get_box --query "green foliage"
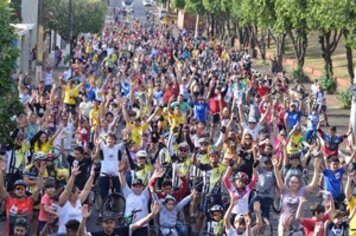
[184,0,205,14]
[291,67,310,82]
[171,0,185,9]
[319,70,337,94]
[337,89,352,109]
[9,0,22,23]
[0,1,24,143]
[44,0,106,42]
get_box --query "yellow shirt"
[167,113,186,130]
[89,107,102,129]
[136,164,153,184]
[34,141,52,154]
[348,198,356,234]
[287,133,304,154]
[63,85,79,105]
[15,144,30,168]
[127,122,148,146]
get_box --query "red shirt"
[302,213,329,236]
[6,195,34,236]
[209,93,225,114]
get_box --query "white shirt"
[43,71,53,86]
[232,189,250,215]
[63,69,72,81]
[100,143,120,176]
[79,101,93,118]
[54,123,74,150]
[57,199,82,234]
[242,123,261,141]
[226,227,247,236]
[122,185,150,224]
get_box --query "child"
[38,180,58,232]
[152,189,196,236]
[326,210,348,236]
[207,204,224,236]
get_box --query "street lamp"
[67,0,72,56]
[35,0,44,84]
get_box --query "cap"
[164,195,176,204]
[136,150,148,157]
[248,117,257,123]
[102,211,117,221]
[132,178,144,186]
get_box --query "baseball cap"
[132,178,144,186]
[102,211,117,221]
[248,117,257,123]
[137,150,148,157]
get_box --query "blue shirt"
[286,110,302,129]
[194,101,208,123]
[323,168,345,197]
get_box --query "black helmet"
[14,180,27,188]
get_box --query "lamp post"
[35,0,44,84]
[350,66,356,138]
[67,0,72,57]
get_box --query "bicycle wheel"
[101,192,126,214]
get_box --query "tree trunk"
[319,30,343,75]
[344,31,355,82]
[288,29,307,69]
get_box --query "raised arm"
[0,169,8,199]
[272,156,285,193]
[31,163,45,202]
[58,166,80,207]
[345,171,355,200]
[131,201,160,232]
[79,166,95,204]
[224,195,238,230]
[118,159,128,188]
[295,196,306,223]
[77,204,91,236]
[175,189,195,211]
[306,158,321,194]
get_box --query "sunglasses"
[16,186,25,191]
[212,213,221,217]
[179,149,188,152]
[244,137,252,140]
[138,156,146,159]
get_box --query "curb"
[265,52,351,90]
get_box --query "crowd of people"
[1,5,356,236]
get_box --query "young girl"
[151,189,196,236]
[38,180,58,232]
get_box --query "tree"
[44,0,106,42]
[307,0,351,76]
[275,0,309,71]
[0,1,24,143]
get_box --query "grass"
[266,32,350,79]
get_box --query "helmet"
[209,204,224,213]
[234,172,249,184]
[32,152,47,161]
[136,150,148,158]
[209,147,219,156]
[14,180,27,188]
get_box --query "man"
[0,164,44,236]
[60,144,93,190]
[284,102,302,132]
[78,203,160,236]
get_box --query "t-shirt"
[122,185,150,224]
[348,197,356,232]
[67,155,93,190]
[327,222,348,236]
[242,123,261,141]
[302,213,329,236]
[100,143,120,176]
[287,133,304,153]
[5,196,34,236]
[280,186,306,230]
[57,199,82,234]
[323,168,345,198]
[193,101,208,123]
[39,193,55,221]
[285,110,302,129]
[127,122,148,146]
[63,85,79,105]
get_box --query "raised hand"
[151,201,160,215]
[82,204,92,219]
[153,168,165,179]
[271,156,279,167]
[71,165,81,176]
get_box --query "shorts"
[314,104,327,112]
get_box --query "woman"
[272,156,321,235]
[57,165,95,234]
[30,129,62,154]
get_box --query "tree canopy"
[44,0,106,41]
[0,1,24,143]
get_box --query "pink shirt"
[39,194,54,221]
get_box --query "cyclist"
[305,107,320,143]
[152,189,196,235]
[78,202,160,236]
[118,160,151,236]
[0,164,44,236]
[318,126,351,158]
[206,204,225,236]
[224,195,253,236]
